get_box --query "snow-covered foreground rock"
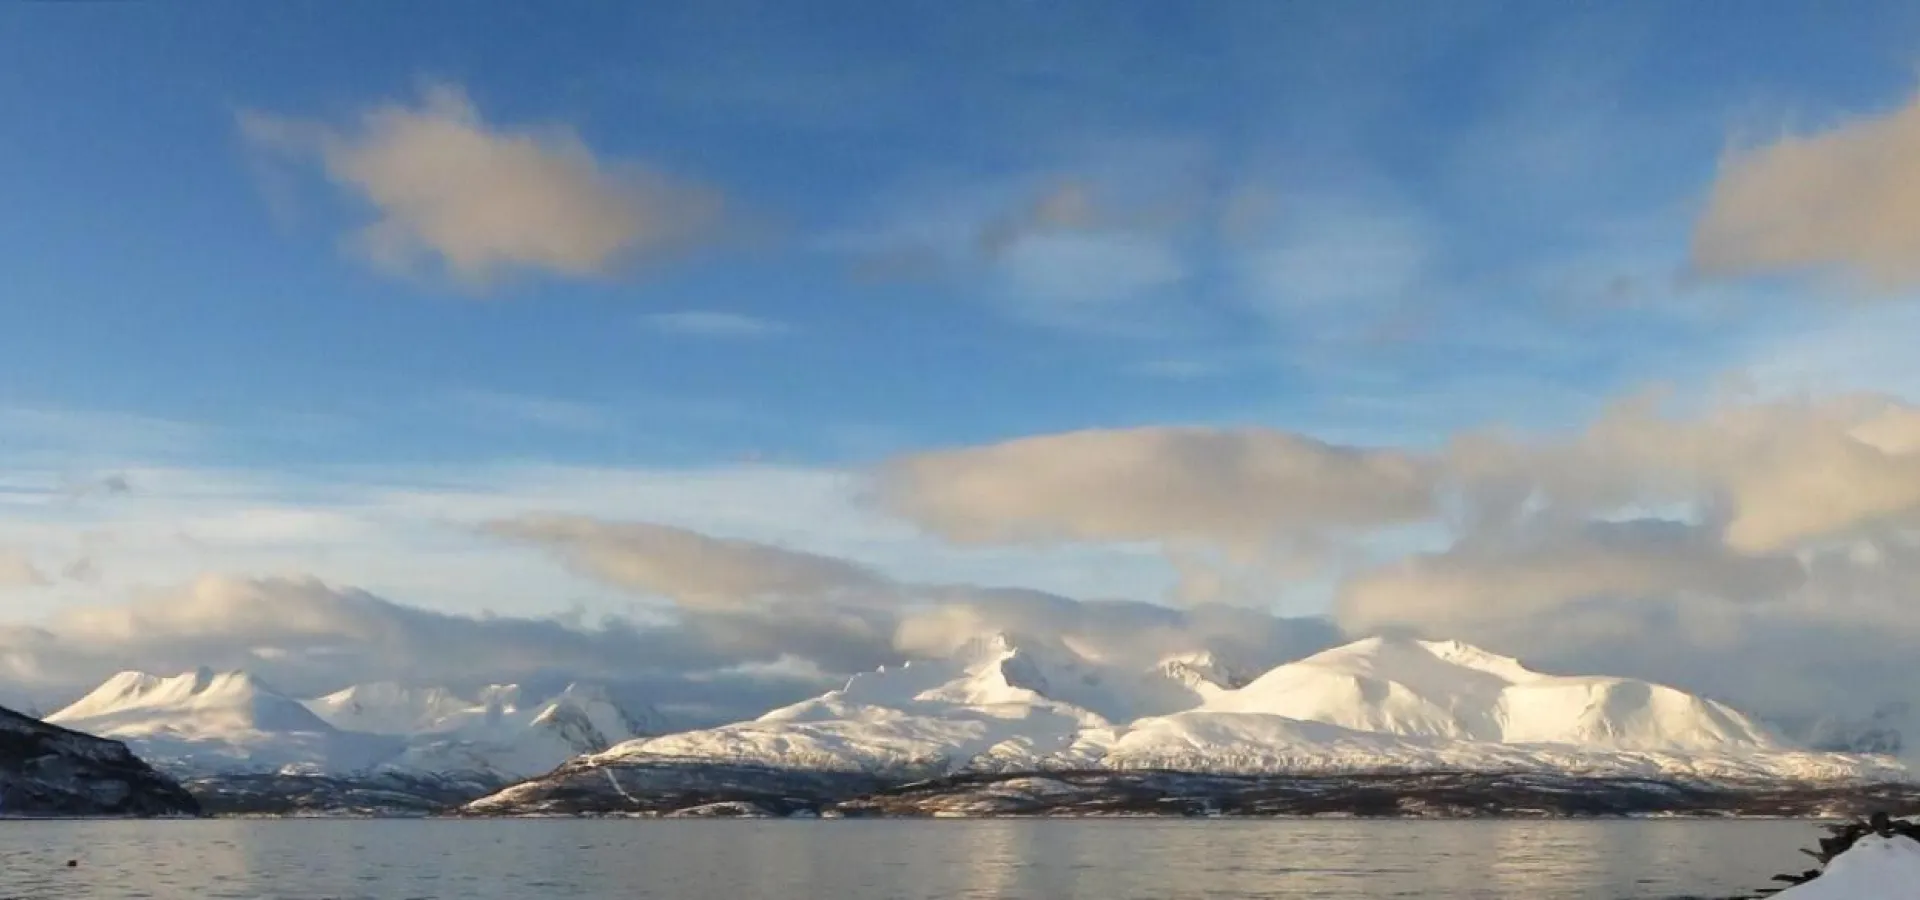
[0,704,200,817]
[1770,835,1920,898]
[45,669,660,813]
[469,635,1912,816]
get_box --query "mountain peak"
[49,667,334,738]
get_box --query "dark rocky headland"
[0,705,201,817]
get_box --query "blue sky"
[10,0,1918,471]
[11,2,1920,711]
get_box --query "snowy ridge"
[49,670,661,781]
[391,682,665,779]
[47,669,399,774]
[1201,636,1778,751]
[586,634,1905,784]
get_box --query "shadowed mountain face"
[0,706,200,817]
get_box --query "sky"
[9,1,1920,729]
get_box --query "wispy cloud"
[240,81,726,286]
[827,152,1212,335]
[0,552,47,590]
[443,389,612,432]
[638,310,790,339]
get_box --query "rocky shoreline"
[446,761,1920,819]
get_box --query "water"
[0,819,1819,899]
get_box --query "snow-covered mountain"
[304,682,484,736]
[47,669,400,774]
[567,634,1898,784]
[384,682,665,779]
[48,669,662,785]
[1183,636,1777,751]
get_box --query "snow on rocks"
[1749,815,1920,898]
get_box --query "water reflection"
[0,818,1821,899]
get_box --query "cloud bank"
[866,393,1920,726]
[14,390,1920,734]
[873,427,1434,554]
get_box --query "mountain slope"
[304,682,483,736]
[601,634,1130,776]
[47,669,400,774]
[1201,636,1778,751]
[0,705,201,816]
[388,682,664,779]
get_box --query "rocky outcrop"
[1739,814,1920,898]
[0,705,200,817]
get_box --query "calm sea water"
[0,818,1821,900]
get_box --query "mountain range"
[27,635,1918,816]
[468,634,1906,815]
[42,667,664,808]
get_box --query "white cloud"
[1694,91,1920,289]
[993,231,1187,329]
[638,311,789,338]
[0,553,47,590]
[1336,518,1803,636]
[240,82,724,285]
[872,426,1436,559]
[1241,198,1431,317]
[1451,392,1920,553]
[0,574,847,718]
[0,457,1180,625]
[484,514,887,608]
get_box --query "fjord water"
[1,818,1812,899]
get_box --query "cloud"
[638,311,789,338]
[7,575,685,687]
[1336,518,1803,636]
[976,181,1103,257]
[483,514,888,608]
[0,574,848,721]
[240,82,724,284]
[891,586,1341,675]
[1241,197,1432,317]
[830,165,1205,333]
[1693,91,1920,289]
[0,553,47,590]
[1451,393,1920,553]
[1330,522,1920,727]
[490,514,1340,684]
[0,518,1340,724]
[872,426,1436,557]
